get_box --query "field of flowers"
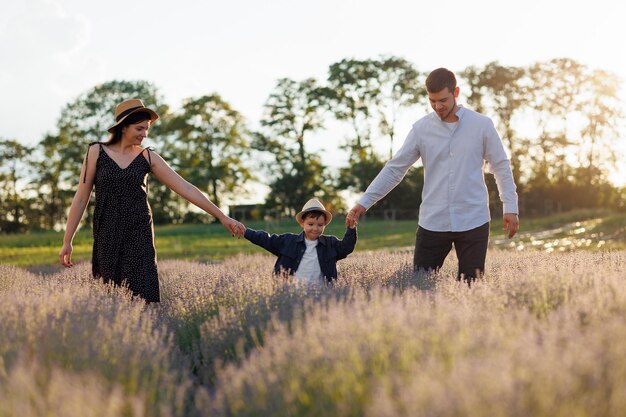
[1,248,625,416]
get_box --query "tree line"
[1,56,625,233]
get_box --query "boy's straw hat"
[107,99,159,133]
[296,199,332,226]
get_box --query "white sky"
[2,0,626,190]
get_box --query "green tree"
[577,68,623,184]
[526,59,623,192]
[524,58,587,184]
[327,58,380,154]
[31,134,73,229]
[57,81,168,146]
[41,80,178,226]
[509,58,624,214]
[373,56,425,159]
[327,58,384,193]
[0,139,32,232]
[54,80,169,184]
[366,166,424,219]
[169,94,253,212]
[461,62,527,183]
[327,56,424,193]
[256,78,340,216]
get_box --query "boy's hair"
[425,68,457,93]
[301,210,327,223]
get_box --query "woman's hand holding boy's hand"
[221,217,246,238]
[346,204,366,229]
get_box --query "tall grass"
[0,264,196,417]
[1,249,625,416]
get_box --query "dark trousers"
[413,222,490,282]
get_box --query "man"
[346,68,519,282]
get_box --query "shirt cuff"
[358,195,376,210]
[503,203,518,214]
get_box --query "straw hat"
[296,199,332,226]
[107,99,159,133]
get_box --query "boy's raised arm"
[334,226,357,259]
[244,227,284,256]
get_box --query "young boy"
[244,198,357,284]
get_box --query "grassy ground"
[1,209,625,269]
[0,218,419,269]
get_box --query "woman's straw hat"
[296,199,332,226]
[107,99,159,133]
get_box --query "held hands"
[346,204,366,229]
[222,216,246,238]
[59,242,73,267]
[346,206,519,238]
[503,213,519,239]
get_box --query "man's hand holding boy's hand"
[346,204,366,228]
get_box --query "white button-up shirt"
[358,106,518,232]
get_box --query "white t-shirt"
[295,238,323,283]
[443,120,458,133]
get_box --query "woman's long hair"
[106,111,152,145]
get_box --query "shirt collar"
[456,105,466,120]
[297,232,327,245]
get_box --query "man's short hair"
[425,68,457,93]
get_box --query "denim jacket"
[244,227,357,282]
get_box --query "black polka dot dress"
[90,143,159,302]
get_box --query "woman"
[59,99,245,302]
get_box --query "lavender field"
[1,249,625,416]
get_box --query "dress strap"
[141,147,155,172]
[83,142,103,183]
[142,147,155,195]
[144,147,153,169]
